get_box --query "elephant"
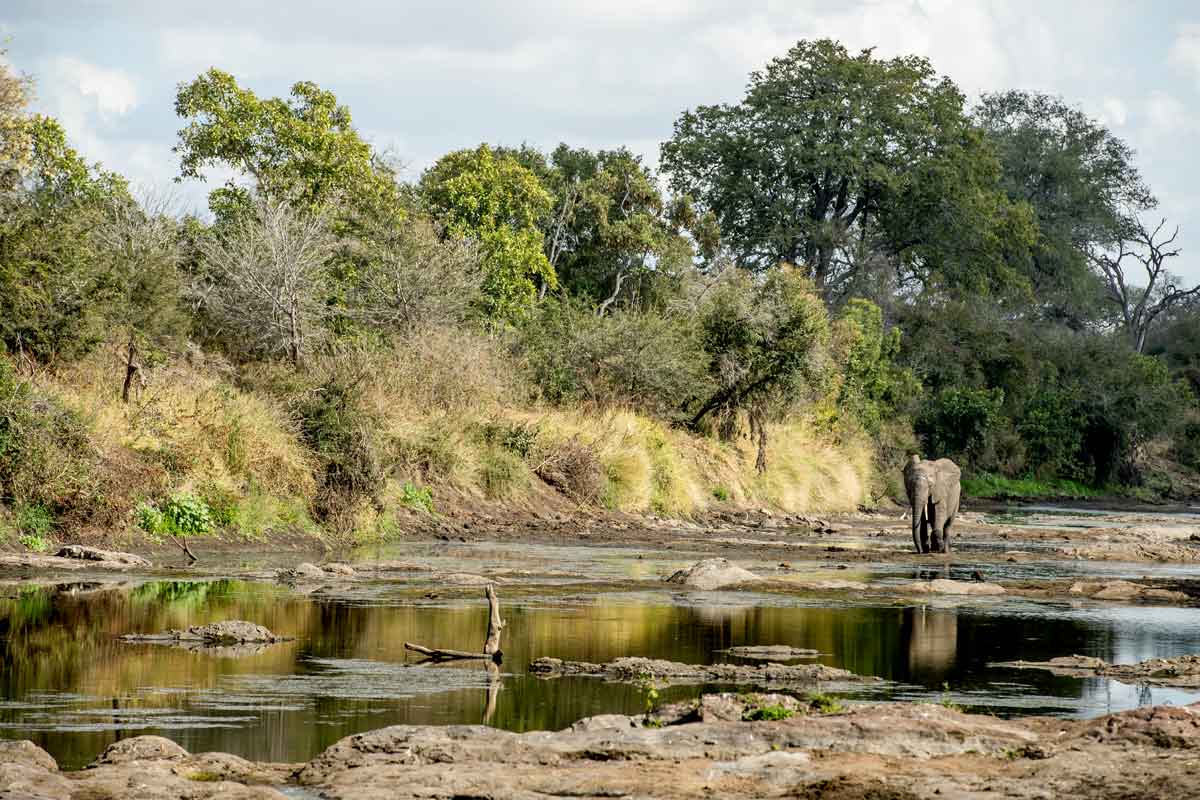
[903,455,961,554]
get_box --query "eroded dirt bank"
[4,697,1199,799]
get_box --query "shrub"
[916,387,1005,464]
[517,297,707,419]
[743,704,794,722]
[0,359,94,515]
[136,492,215,538]
[397,482,434,513]
[532,437,603,503]
[478,448,527,499]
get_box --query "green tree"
[421,144,557,321]
[832,299,919,434]
[173,68,403,228]
[692,267,830,471]
[661,39,1033,297]
[0,116,132,363]
[974,91,1156,323]
[499,144,715,310]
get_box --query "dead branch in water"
[404,584,505,663]
[168,534,197,562]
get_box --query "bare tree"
[344,217,481,331]
[93,188,185,402]
[197,198,335,366]
[1087,217,1199,353]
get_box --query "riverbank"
[4,696,1198,799]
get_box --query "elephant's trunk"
[911,481,929,553]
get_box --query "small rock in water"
[665,558,759,590]
[721,645,820,661]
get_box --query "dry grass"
[20,332,875,544]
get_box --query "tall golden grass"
[16,328,875,543]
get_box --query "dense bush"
[517,297,707,418]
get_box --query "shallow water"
[2,572,1199,770]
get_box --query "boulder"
[665,558,759,590]
[89,735,188,766]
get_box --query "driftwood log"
[405,584,505,663]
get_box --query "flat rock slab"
[665,558,759,590]
[992,653,1200,687]
[0,546,151,571]
[1069,579,1189,602]
[721,645,821,660]
[911,578,1006,596]
[121,621,291,651]
[529,656,873,687]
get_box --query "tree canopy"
[661,39,1034,298]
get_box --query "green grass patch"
[743,704,794,721]
[806,692,845,714]
[962,472,1105,501]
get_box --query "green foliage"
[743,704,794,721]
[807,693,845,714]
[916,387,1005,464]
[479,420,539,459]
[662,38,1033,296]
[833,299,920,434]
[421,144,556,321]
[136,492,216,538]
[397,482,434,514]
[711,485,730,502]
[962,473,1103,501]
[293,358,390,532]
[517,296,707,419]
[15,503,53,552]
[499,144,712,305]
[975,90,1155,321]
[635,675,661,713]
[692,268,829,434]
[174,68,403,228]
[0,359,93,514]
[0,116,136,363]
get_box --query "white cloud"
[46,56,138,117]
[1170,22,1200,89]
[1098,96,1128,128]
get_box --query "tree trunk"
[121,335,139,404]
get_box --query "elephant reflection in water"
[902,606,958,678]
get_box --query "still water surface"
[2,576,1199,769]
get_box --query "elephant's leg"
[930,503,947,553]
[920,506,932,553]
[941,513,955,554]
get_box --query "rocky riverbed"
[3,696,1199,799]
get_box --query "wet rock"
[529,656,872,687]
[90,735,188,766]
[992,653,1200,687]
[665,558,758,590]
[434,573,497,586]
[1069,580,1188,602]
[322,562,356,576]
[913,578,1006,596]
[721,645,820,660]
[0,741,70,799]
[0,740,57,771]
[697,692,804,722]
[569,714,638,732]
[55,545,151,567]
[121,620,289,649]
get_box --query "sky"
[5,0,1200,277]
